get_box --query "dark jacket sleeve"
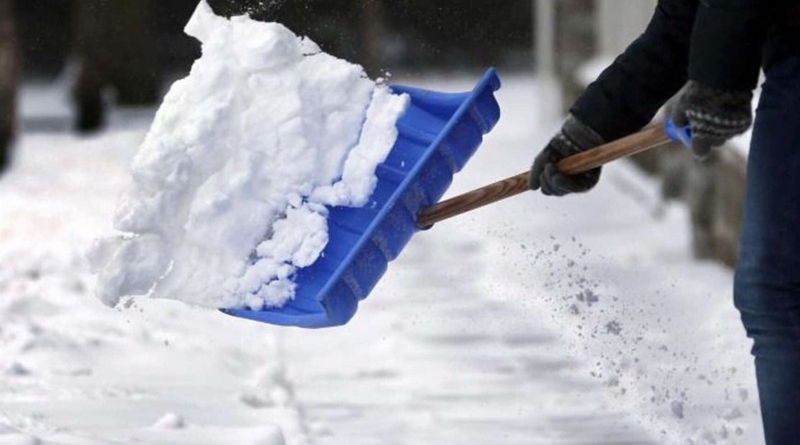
[689,0,768,90]
[570,0,699,142]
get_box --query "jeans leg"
[733,56,800,445]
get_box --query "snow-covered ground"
[0,74,762,445]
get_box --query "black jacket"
[571,0,799,142]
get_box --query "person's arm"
[570,0,698,143]
[530,0,698,196]
[669,0,767,158]
[688,0,767,91]
[531,0,769,196]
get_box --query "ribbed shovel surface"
[224,69,502,328]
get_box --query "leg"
[734,56,800,445]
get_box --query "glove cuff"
[561,115,605,153]
[684,81,753,106]
[678,81,754,140]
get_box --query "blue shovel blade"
[223,69,503,328]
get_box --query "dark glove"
[529,115,605,197]
[671,81,753,159]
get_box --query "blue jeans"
[734,55,800,445]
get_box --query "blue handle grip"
[665,119,692,148]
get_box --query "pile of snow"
[88,1,409,311]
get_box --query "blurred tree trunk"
[0,0,17,171]
[359,0,386,77]
[74,0,161,132]
[555,0,596,113]
[687,154,718,260]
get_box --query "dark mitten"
[529,115,605,197]
[671,81,753,159]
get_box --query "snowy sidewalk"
[0,105,306,445]
[282,75,763,445]
[0,76,762,445]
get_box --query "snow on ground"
[1,75,762,445]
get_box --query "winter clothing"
[570,0,800,143]
[529,116,604,196]
[670,81,753,159]
[530,1,800,443]
[734,55,800,445]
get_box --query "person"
[529,1,800,443]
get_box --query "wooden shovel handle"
[416,124,671,228]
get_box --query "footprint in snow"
[152,412,186,429]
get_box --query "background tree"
[73,0,161,132]
[206,0,532,74]
[359,0,387,77]
[13,0,532,136]
[0,0,18,172]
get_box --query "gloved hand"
[529,115,605,196]
[671,81,753,159]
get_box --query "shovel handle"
[416,123,672,228]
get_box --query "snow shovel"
[416,118,691,227]
[223,69,691,329]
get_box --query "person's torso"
[764,0,800,70]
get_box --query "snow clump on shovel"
[87,0,409,311]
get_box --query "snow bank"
[88,1,409,310]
